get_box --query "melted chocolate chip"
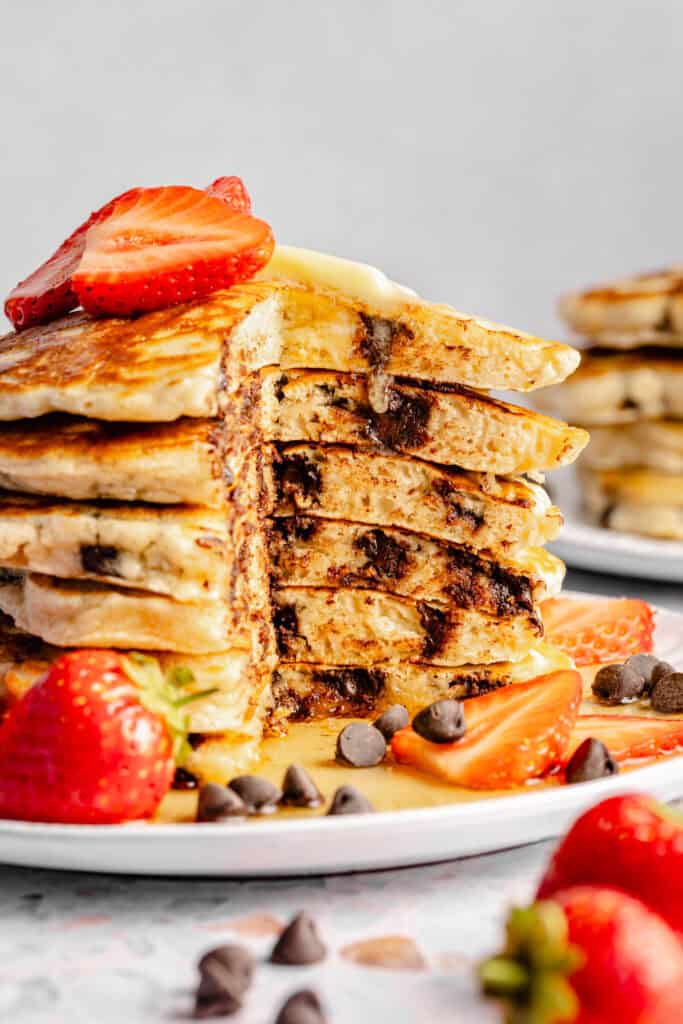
[173,767,199,791]
[358,313,399,369]
[228,775,282,814]
[197,783,247,822]
[80,544,121,577]
[651,672,683,714]
[354,529,409,580]
[366,389,431,450]
[194,944,254,1018]
[0,568,23,584]
[327,785,375,815]
[314,667,385,706]
[566,738,619,783]
[270,912,327,966]
[281,765,323,808]
[433,481,485,530]
[336,722,386,767]
[412,699,465,744]
[592,664,645,704]
[373,704,410,741]
[445,545,534,616]
[417,602,448,659]
[273,516,320,542]
[274,990,327,1024]
[275,452,322,506]
[274,603,301,656]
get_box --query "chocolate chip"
[327,785,374,815]
[373,704,409,741]
[412,699,465,744]
[565,738,619,784]
[270,912,327,966]
[592,663,644,704]
[274,990,326,1024]
[335,722,386,767]
[281,765,323,808]
[623,654,661,691]
[194,944,254,1018]
[173,766,199,791]
[228,775,282,814]
[196,783,247,823]
[80,543,121,578]
[651,672,683,714]
[652,662,675,687]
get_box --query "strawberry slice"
[72,185,273,318]
[541,596,655,666]
[391,670,582,789]
[568,714,683,764]
[206,176,252,214]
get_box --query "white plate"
[549,466,683,583]
[1,595,682,878]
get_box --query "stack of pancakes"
[0,249,587,780]
[539,267,683,540]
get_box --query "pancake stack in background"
[539,267,683,540]
[0,249,587,781]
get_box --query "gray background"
[1,0,681,339]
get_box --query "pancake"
[268,641,573,727]
[537,348,683,425]
[582,421,683,473]
[581,466,683,539]
[271,444,562,553]
[269,517,564,612]
[0,264,580,425]
[272,587,542,667]
[559,265,683,341]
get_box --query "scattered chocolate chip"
[327,785,375,815]
[274,989,326,1024]
[373,704,409,741]
[281,764,323,808]
[565,738,619,784]
[651,672,683,714]
[196,783,247,823]
[592,663,644,704]
[270,912,327,966]
[651,662,676,687]
[173,766,199,791]
[228,775,282,814]
[623,654,661,691]
[335,722,386,767]
[412,699,465,744]
[194,944,254,1018]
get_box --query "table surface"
[1,567,680,1024]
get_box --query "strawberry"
[480,886,683,1024]
[72,185,273,318]
[206,176,252,214]
[537,794,683,934]
[391,671,582,788]
[567,715,683,764]
[541,596,654,666]
[0,650,203,824]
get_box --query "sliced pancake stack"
[0,248,586,780]
[539,267,683,539]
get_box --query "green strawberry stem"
[479,902,583,1024]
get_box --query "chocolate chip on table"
[412,699,465,744]
[228,775,282,814]
[592,663,644,704]
[270,912,327,966]
[373,704,409,742]
[623,653,661,691]
[196,783,247,823]
[565,738,619,784]
[281,764,323,808]
[335,722,386,767]
[194,943,255,1018]
[327,785,375,815]
[651,672,683,714]
[651,662,675,687]
[274,990,327,1024]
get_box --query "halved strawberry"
[71,185,273,318]
[206,176,252,214]
[391,671,582,789]
[541,596,655,666]
[567,715,683,764]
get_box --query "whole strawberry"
[537,794,683,934]
[0,650,188,823]
[480,886,683,1024]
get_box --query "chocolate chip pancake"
[581,465,683,540]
